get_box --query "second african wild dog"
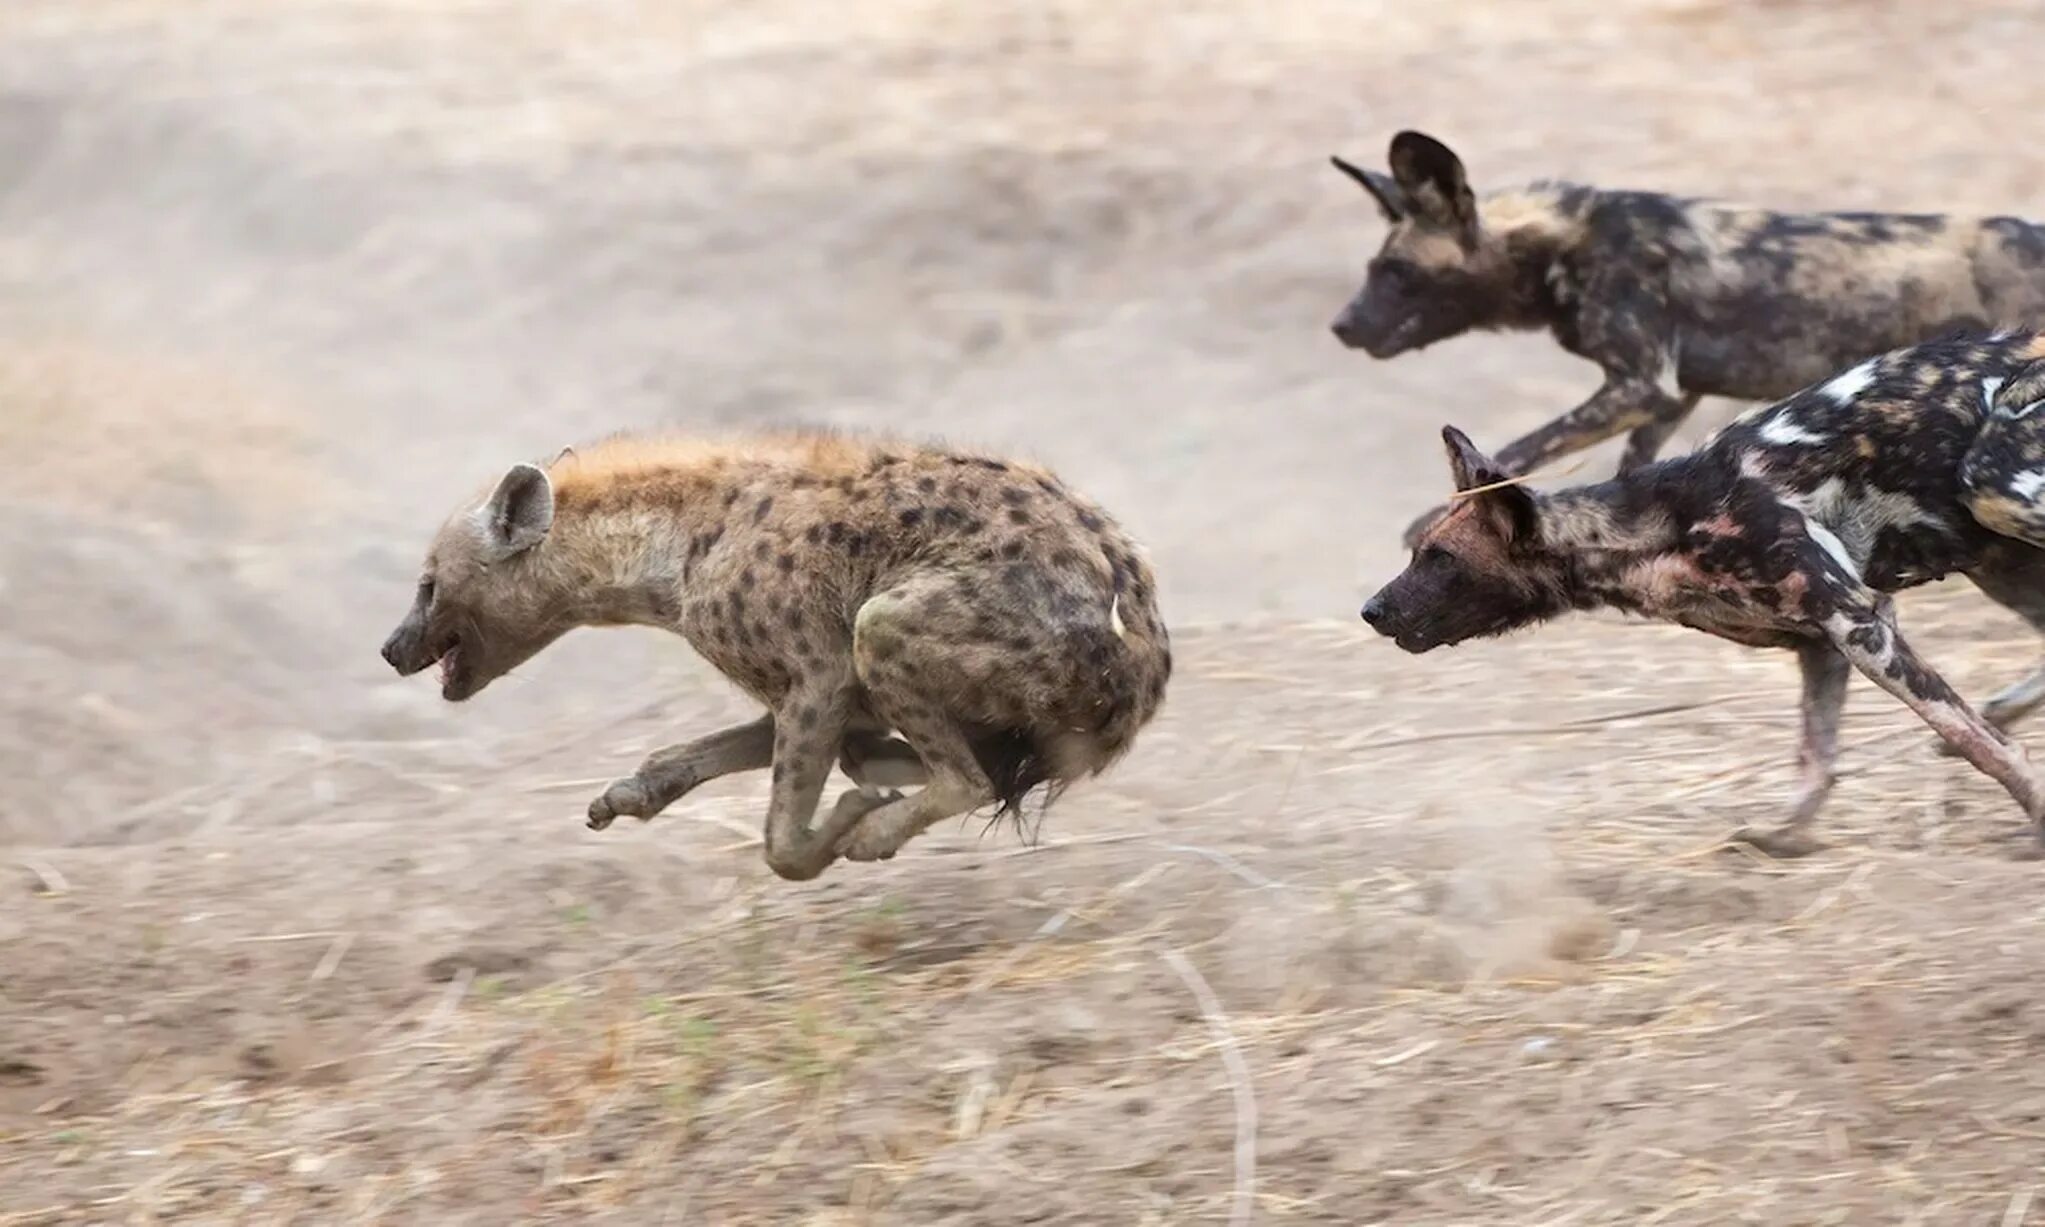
[1361,329,2045,858]
[379,433,1172,881]
[1327,131,2045,546]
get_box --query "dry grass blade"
[1160,947,1256,1227]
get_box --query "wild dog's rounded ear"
[480,462,555,558]
[1441,425,1507,492]
[1441,425,1538,543]
[1330,154,1407,223]
[1388,131,1477,235]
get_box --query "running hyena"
[379,433,1172,880]
[1327,130,2045,545]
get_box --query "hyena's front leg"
[757,671,900,881]
[586,713,775,830]
[1733,641,1847,859]
[1823,597,2045,853]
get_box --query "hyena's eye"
[1418,545,1453,565]
[418,577,436,604]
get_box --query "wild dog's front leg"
[1618,392,1703,473]
[587,713,775,830]
[1733,642,1847,858]
[1824,600,2045,850]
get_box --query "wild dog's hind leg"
[587,714,775,830]
[1822,590,2045,851]
[1946,545,2045,755]
[1733,642,1847,858]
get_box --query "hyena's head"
[1329,131,1514,358]
[1362,426,1564,652]
[380,462,573,702]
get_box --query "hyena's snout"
[380,613,435,676]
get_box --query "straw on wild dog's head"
[1445,455,1591,501]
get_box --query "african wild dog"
[1360,330,2045,858]
[379,433,1172,880]
[1327,131,2045,546]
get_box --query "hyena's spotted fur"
[1328,131,2045,545]
[379,433,1171,880]
[1361,330,2045,857]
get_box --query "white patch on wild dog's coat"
[1109,595,1127,639]
[2011,467,2045,501]
[1758,412,1826,447]
[1801,516,1858,576]
[1982,377,2006,415]
[1786,478,1945,572]
[1820,359,1878,405]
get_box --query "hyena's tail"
[969,591,1172,824]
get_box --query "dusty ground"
[8,0,2045,1222]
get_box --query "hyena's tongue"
[437,646,459,688]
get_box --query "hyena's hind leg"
[1732,641,1848,859]
[1945,543,2045,754]
[832,579,1005,863]
[838,727,929,796]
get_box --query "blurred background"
[9,1,2045,1223]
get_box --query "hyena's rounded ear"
[480,462,555,559]
[1441,425,1506,492]
[1330,154,1407,223]
[1388,131,1477,235]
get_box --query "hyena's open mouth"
[435,637,469,700]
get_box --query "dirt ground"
[9,1,2045,1222]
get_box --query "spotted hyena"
[379,433,1172,880]
[1360,330,2045,857]
[1327,131,2045,545]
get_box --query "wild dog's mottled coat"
[1361,330,2045,855]
[1328,131,2045,544]
[380,432,1171,880]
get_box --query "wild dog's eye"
[1371,257,1415,285]
[1418,545,1453,565]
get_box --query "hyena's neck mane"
[534,432,882,628]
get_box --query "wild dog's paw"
[1727,825,1826,859]
[1401,503,1450,550]
[586,776,655,831]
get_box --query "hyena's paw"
[1401,504,1450,550]
[586,776,657,831]
[830,789,904,862]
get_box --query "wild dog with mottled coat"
[379,433,1172,880]
[1327,131,2045,545]
[1360,330,2045,857]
